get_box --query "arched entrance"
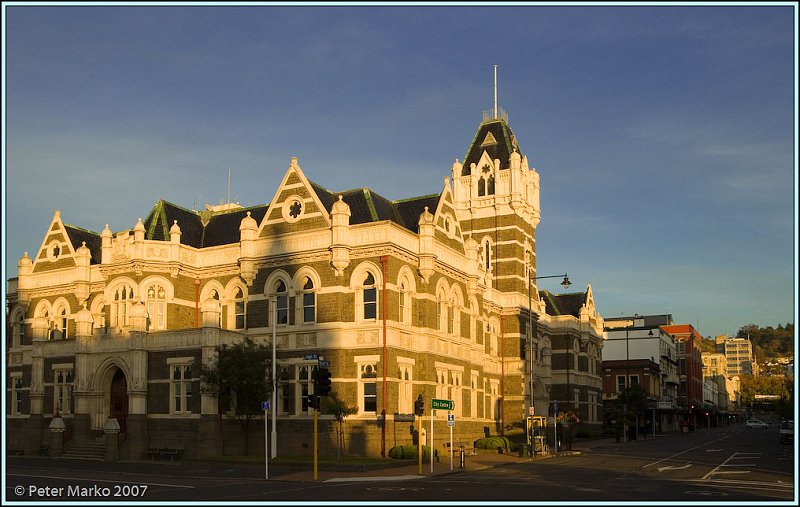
[110,369,128,435]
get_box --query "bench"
[147,440,185,461]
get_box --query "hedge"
[388,445,438,460]
[474,436,511,451]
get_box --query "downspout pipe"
[380,255,388,458]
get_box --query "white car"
[746,419,769,429]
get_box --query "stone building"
[6,107,605,459]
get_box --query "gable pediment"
[259,157,332,238]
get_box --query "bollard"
[459,445,465,468]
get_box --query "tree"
[200,337,273,455]
[322,391,358,461]
[616,383,650,440]
[556,410,580,450]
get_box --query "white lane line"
[641,434,731,469]
[6,473,194,489]
[701,452,759,481]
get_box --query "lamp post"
[527,271,570,419]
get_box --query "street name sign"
[303,354,319,360]
[432,398,454,411]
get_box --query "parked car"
[746,418,769,429]
[779,420,793,443]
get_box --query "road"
[5,425,795,503]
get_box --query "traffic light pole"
[418,414,422,475]
[313,406,318,481]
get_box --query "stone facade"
[6,111,604,459]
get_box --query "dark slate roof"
[310,180,441,234]
[203,206,269,247]
[142,200,268,249]
[461,119,522,176]
[539,290,587,318]
[144,201,204,247]
[64,225,102,265]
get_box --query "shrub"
[388,445,438,460]
[474,436,511,451]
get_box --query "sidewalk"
[283,433,690,482]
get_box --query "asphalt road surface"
[5,425,795,503]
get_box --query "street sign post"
[448,413,455,470]
[263,401,270,479]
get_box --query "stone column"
[49,416,66,457]
[104,417,120,462]
[197,299,222,458]
[126,303,149,460]
[73,306,95,444]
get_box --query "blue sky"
[3,3,796,339]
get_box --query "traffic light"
[318,367,332,396]
[307,393,319,410]
[414,394,424,416]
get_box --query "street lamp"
[624,314,640,441]
[527,271,570,422]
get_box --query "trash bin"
[459,445,465,468]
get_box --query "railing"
[483,108,508,123]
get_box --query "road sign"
[319,360,330,367]
[447,414,455,427]
[529,406,535,416]
[304,354,319,360]
[432,398,454,411]
[261,401,270,411]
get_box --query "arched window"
[361,364,377,413]
[210,290,221,327]
[146,284,167,331]
[478,178,486,197]
[437,292,447,333]
[300,276,315,323]
[233,287,246,329]
[13,312,25,347]
[447,298,455,335]
[398,281,411,325]
[52,306,68,340]
[362,272,377,320]
[487,174,495,195]
[111,285,134,328]
[274,280,288,325]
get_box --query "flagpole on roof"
[494,65,498,120]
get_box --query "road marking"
[641,434,730,469]
[657,463,692,472]
[705,449,723,452]
[327,475,423,483]
[701,452,760,481]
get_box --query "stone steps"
[59,438,105,461]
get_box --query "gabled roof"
[539,290,587,318]
[64,225,102,265]
[461,119,522,176]
[143,200,268,249]
[310,180,441,234]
